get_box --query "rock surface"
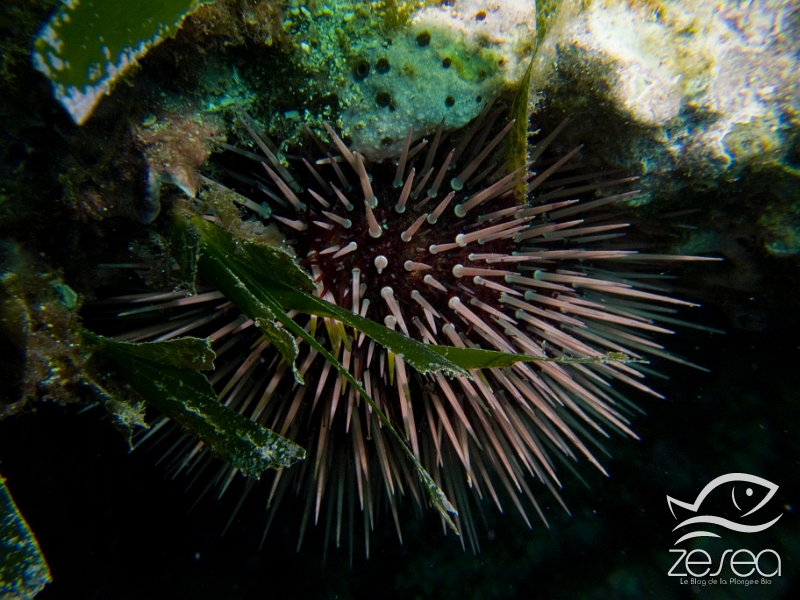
[289,0,537,159]
[531,0,800,245]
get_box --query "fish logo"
[667,473,782,545]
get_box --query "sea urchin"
[98,100,711,556]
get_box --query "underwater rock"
[0,244,85,413]
[61,106,224,224]
[534,0,800,208]
[290,0,536,160]
[135,111,226,223]
[412,0,537,85]
[179,0,284,49]
[757,180,800,255]
[0,476,52,600]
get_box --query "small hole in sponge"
[353,59,370,80]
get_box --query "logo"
[667,473,782,545]
[666,473,783,585]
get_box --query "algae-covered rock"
[412,0,537,85]
[135,110,226,222]
[287,0,537,159]
[0,244,86,413]
[0,476,51,600]
[533,0,800,205]
[337,21,504,160]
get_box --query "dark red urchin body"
[301,158,519,324]
[103,101,714,556]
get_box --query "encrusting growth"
[96,98,715,557]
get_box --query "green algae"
[536,0,564,42]
[430,35,500,84]
[0,476,51,599]
[32,0,212,125]
[188,211,562,377]
[84,332,307,477]
[509,58,534,198]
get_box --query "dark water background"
[1,297,798,599]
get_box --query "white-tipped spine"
[428,148,455,198]
[365,200,382,238]
[272,215,307,231]
[356,153,377,208]
[307,188,331,209]
[404,261,432,272]
[332,242,358,258]
[331,184,353,211]
[452,265,514,278]
[400,213,428,242]
[427,191,455,225]
[321,210,352,229]
[450,120,515,191]
[262,163,306,211]
[374,255,388,273]
[352,268,361,314]
[423,274,447,292]
[381,287,409,335]
[429,242,459,254]
[395,168,415,214]
[323,123,356,167]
